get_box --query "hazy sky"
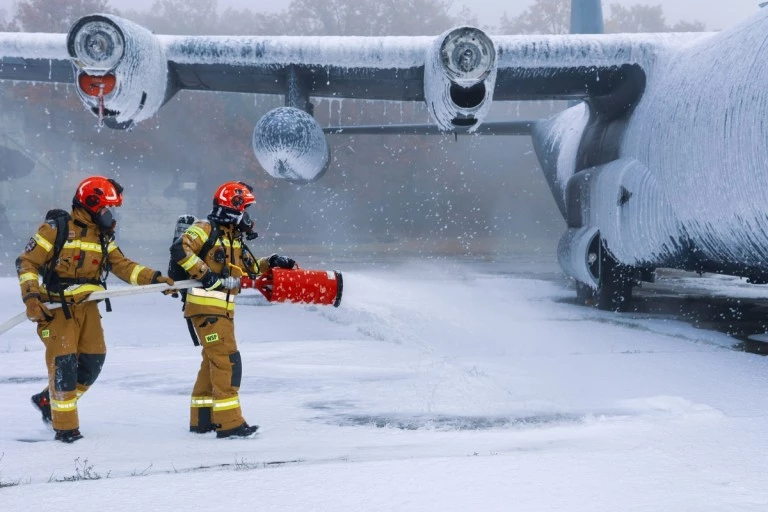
[0,0,762,32]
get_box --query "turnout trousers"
[36,301,106,431]
[189,315,245,432]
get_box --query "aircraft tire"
[596,249,634,312]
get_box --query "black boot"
[54,428,83,443]
[216,422,259,439]
[31,390,52,424]
[190,424,219,434]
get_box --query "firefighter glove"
[152,272,175,286]
[268,254,296,269]
[152,273,177,295]
[200,270,223,291]
[24,295,54,323]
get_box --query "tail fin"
[570,0,604,34]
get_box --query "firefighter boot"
[31,390,52,425]
[54,428,83,443]
[216,422,259,439]
[190,424,219,434]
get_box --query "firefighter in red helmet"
[17,176,174,443]
[171,181,296,438]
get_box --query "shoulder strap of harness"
[41,209,72,319]
[98,233,113,313]
[198,220,221,262]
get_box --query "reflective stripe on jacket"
[17,207,160,304]
[177,219,269,319]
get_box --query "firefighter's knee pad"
[229,351,242,388]
[77,353,106,387]
[54,353,78,392]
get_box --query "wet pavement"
[562,270,768,355]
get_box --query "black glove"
[199,270,223,291]
[200,270,240,291]
[268,254,295,269]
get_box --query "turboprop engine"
[423,27,497,132]
[67,14,171,129]
[252,107,330,183]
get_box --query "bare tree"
[500,0,570,35]
[501,0,705,35]
[13,0,117,32]
[605,3,705,33]
[127,0,219,34]
[286,0,456,36]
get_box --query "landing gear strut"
[578,234,635,312]
[596,248,634,312]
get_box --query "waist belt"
[42,278,106,318]
[51,277,103,288]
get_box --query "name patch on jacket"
[205,333,220,343]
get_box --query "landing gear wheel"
[596,248,634,312]
[575,281,596,306]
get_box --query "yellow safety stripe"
[180,254,202,271]
[214,239,242,248]
[66,284,104,296]
[191,396,214,407]
[186,294,236,311]
[51,397,78,412]
[33,234,53,252]
[42,283,106,297]
[130,265,146,286]
[107,241,118,253]
[187,287,236,310]
[186,226,208,242]
[62,240,104,253]
[213,397,240,411]
[19,272,39,284]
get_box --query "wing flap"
[324,120,534,135]
[171,62,424,101]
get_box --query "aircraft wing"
[0,22,706,104]
[0,15,710,181]
[163,32,705,99]
[0,33,70,83]
[163,35,433,102]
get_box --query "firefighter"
[172,180,295,439]
[18,176,174,443]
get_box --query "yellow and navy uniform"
[16,207,163,432]
[176,220,270,318]
[174,219,270,433]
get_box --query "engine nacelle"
[423,27,497,132]
[253,107,330,183]
[67,14,169,128]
